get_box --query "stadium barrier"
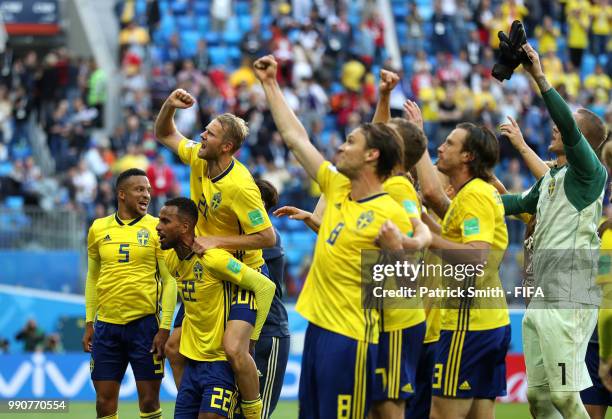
[0,285,528,401]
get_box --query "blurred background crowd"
[0,0,610,352]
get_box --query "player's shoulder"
[89,213,115,232]
[383,174,415,189]
[140,213,159,227]
[461,178,498,201]
[203,249,242,275]
[164,249,180,271]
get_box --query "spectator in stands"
[0,85,13,144]
[194,39,210,72]
[146,153,175,214]
[15,319,45,352]
[405,2,425,55]
[585,64,611,98]
[112,143,149,174]
[431,0,455,54]
[241,19,265,58]
[119,19,150,58]
[72,159,97,221]
[535,15,560,55]
[590,0,611,57]
[566,0,591,69]
[0,338,9,354]
[211,0,232,32]
[43,333,64,354]
[87,60,106,128]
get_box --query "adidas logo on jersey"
[401,383,414,393]
[103,235,111,242]
[459,380,471,391]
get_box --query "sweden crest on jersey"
[137,228,150,246]
[547,177,556,197]
[193,261,203,281]
[211,192,222,210]
[357,210,374,229]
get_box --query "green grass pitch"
[6,400,533,418]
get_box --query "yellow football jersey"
[597,226,612,285]
[383,175,422,219]
[178,139,272,269]
[440,178,509,331]
[165,248,248,361]
[87,213,163,325]
[296,162,415,343]
[330,172,426,332]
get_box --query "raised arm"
[499,116,549,180]
[154,89,196,154]
[404,100,451,218]
[372,70,399,123]
[521,43,604,179]
[253,55,324,180]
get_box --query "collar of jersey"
[211,159,235,183]
[349,192,388,203]
[115,213,144,226]
[179,251,196,261]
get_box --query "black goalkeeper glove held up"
[492,20,531,81]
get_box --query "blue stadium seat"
[180,180,190,196]
[222,17,242,44]
[180,30,200,57]
[176,14,196,31]
[238,15,252,32]
[158,14,177,41]
[5,196,24,210]
[194,0,208,15]
[209,46,230,66]
[581,54,596,80]
[236,1,250,16]
[0,161,11,175]
[196,16,209,33]
[204,32,221,46]
[171,0,189,15]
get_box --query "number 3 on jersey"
[327,222,345,245]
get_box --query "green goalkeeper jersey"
[502,88,607,306]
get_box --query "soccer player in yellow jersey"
[156,198,275,419]
[253,55,421,418]
[155,91,275,413]
[82,168,177,419]
[404,100,510,419]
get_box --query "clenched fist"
[166,89,196,109]
[253,55,278,83]
[379,69,400,95]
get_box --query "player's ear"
[365,148,380,163]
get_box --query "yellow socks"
[140,408,162,419]
[241,396,263,419]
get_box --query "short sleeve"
[316,161,350,198]
[233,183,273,235]
[87,224,99,261]
[388,204,414,237]
[177,138,201,165]
[458,191,496,244]
[205,249,244,285]
[384,179,421,219]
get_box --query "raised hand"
[521,43,543,78]
[403,100,424,130]
[253,55,279,83]
[166,89,196,109]
[499,116,527,150]
[379,69,400,95]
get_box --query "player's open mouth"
[138,201,148,211]
[158,233,166,243]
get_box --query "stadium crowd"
[0,0,610,303]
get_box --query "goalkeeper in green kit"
[498,24,609,419]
